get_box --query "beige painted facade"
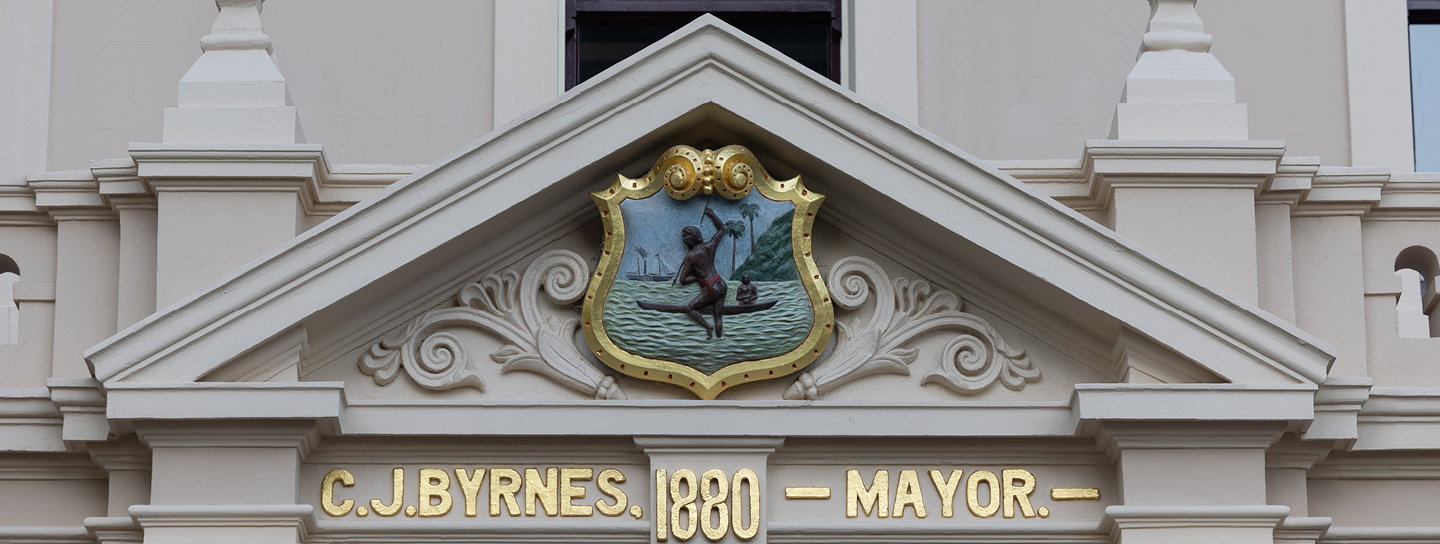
[1,1,1438,543]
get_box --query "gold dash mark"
[1051,488,1100,500]
[785,486,831,499]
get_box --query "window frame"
[564,0,843,90]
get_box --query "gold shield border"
[581,145,834,399]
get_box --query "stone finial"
[200,0,272,52]
[162,0,301,144]
[1111,0,1248,140]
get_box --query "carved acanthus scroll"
[785,256,1039,400]
[360,250,626,399]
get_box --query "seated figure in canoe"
[636,206,776,338]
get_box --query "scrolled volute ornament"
[360,250,626,399]
[785,256,1039,399]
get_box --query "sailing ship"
[626,246,676,281]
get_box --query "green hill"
[730,210,799,282]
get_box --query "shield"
[581,145,834,399]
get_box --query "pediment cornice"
[86,16,1332,392]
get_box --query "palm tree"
[739,203,761,252]
[725,220,746,274]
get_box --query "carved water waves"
[785,256,1041,400]
[604,279,811,374]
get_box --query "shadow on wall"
[1395,246,1440,338]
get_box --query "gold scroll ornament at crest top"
[652,146,762,201]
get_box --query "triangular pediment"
[86,16,1332,400]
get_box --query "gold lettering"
[321,469,355,517]
[656,469,668,542]
[595,468,628,517]
[928,469,963,518]
[560,468,594,517]
[846,469,889,518]
[731,469,759,541]
[454,468,485,517]
[524,468,559,517]
[966,470,1000,518]
[670,469,699,541]
[418,468,452,517]
[371,468,404,517]
[489,468,522,516]
[892,469,927,518]
[1001,469,1037,519]
[699,469,730,541]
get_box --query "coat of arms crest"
[582,145,834,399]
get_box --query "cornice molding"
[0,175,54,226]
[28,171,116,222]
[1353,387,1440,451]
[1082,139,1285,209]
[1293,166,1388,217]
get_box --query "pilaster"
[29,171,119,380]
[1075,384,1309,544]
[134,419,319,544]
[1086,140,1284,305]
[1264,439,1336,544]
[131,144,318,308]
[1255,156,1318,324]
[1098,421,1288,544]
[1291,167,1387,378]
[87,435,153,518]
[1264,436,1332,518]
[636,437,782,544]
[92,158,157,330]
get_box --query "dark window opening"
[1409,1,1440,170]
[566,0,842,89]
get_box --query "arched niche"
[1394,245,1440,338]
[0,253,17,345]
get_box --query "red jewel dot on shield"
[802,190,808,195]
[813,349,820,354]
[744,374,749,379]
[604,251,610,255]
[792,364,798,369]
[807,213,813,217]
[721,381,727,387]
[826,324,832,329]
[689,382,696,388]
[805,252,811,257]
[668,374,673,380]
[768,370,774,376]
[643,371,649,376]
[824,298,830,303]
[620,364,625,369]
[813,275,819,279]
[803,233,810,238]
